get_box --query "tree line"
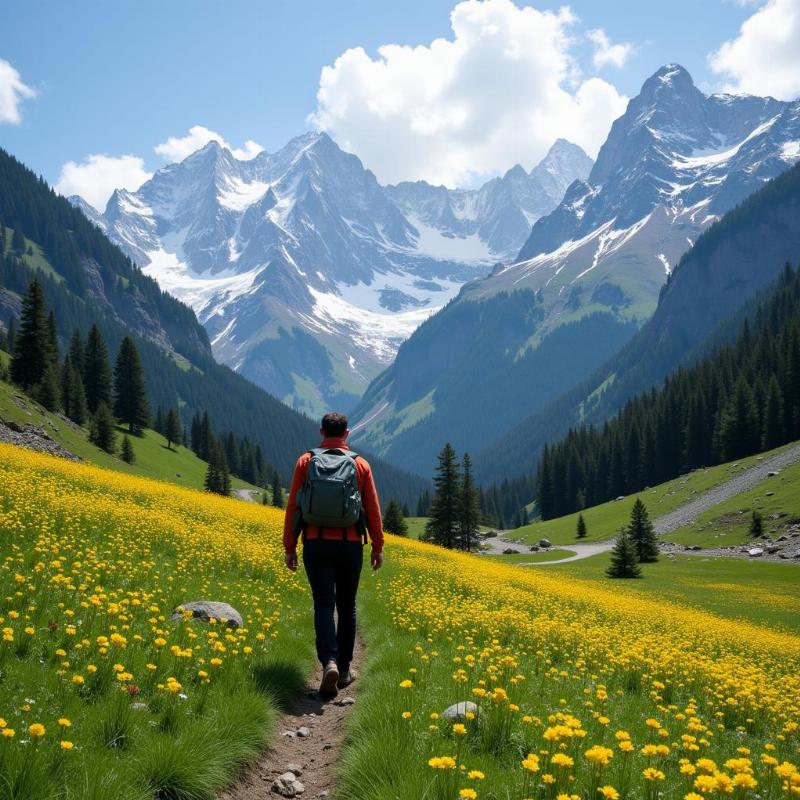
[1,278,285,500]
[534,263,800,520]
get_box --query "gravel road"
[483,443,800,565]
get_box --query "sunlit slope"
[345,535,800,799]
[0,443,310,800]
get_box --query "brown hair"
[321,412,348,437]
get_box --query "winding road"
[483,443,800,565]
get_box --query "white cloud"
[0,58,37,124]
[154,125,264,163]
[709,0,800,100]
[309,0,627,188]
[586,28,634,69]
[55,154,152,211]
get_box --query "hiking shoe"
[319,662,339,697]
[337,668,357,689]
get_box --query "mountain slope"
[0,147,427,503]
[351,64,800,477]
[475,160,800,485]
[75,135,591,415]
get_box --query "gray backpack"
[297,448,364,538]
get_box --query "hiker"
[283,412,384,697]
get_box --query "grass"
[510,442,798,546]
[0,377,262,495]
[663,459,800,549]
[0,444,314,800]
[480,548,576,563]
[2,225,64,284]
[343,533,800,800]
[550,552,800,634]
[405,516,429,539]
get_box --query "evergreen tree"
[68,329,84,374]
[7,317,15,353]
[61,358,88,425]
[164,407,182,450]
[424,443,461,549]
[761,376,785,450]
[199,410,213,462]
[606,527,642,579]
[717,377,760,460]
[83,324,112,414]
[154,406,165,435]
[576,513,587,539]
[120,435,136,464]
[459,452,480,551]
[46,310,59,363]
[11,227,24,253]
[90,402,117,454]
[537,445,556,520]
[113,336,150,435]
[35,360,61,411]
[627,499,659,563]
[383,499,408,536]
[204,439,231,496]
[271,472,284,508]
[402,502,410,517]
[10,279,51,390]
[750,510,763,538]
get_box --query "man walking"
[283,412,384,697]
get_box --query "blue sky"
[1,0,797,205]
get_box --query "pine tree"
[204,439,231,496]
[627,498,659,563]
[11,279,51,390]
[576,513,587,539]
[424,443,461,549]
[459,452,480,551]
[717,377,760,460]
[113,336,150,435]
[164,408,182,450]
[383,499,408,536]
[537,445,556,520]
[761,376,785,450]
[199,410,213,462]
[68,329,84,374]
[271,472,284,508]
[35,360,61,411]
[7,317,16,352]
[90,402,117,454]
[154,406,165,435]
[11,227,25,253]
[120,435,136,464]
[606,527,642,579]
[750,510,763,538]
[83,324,112,414]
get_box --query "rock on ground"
[170,600,243,628]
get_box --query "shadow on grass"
[252,659,307,711]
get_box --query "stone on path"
[296,726,311,738]
[441,701,479,720]
[286,763,303,776]
[170,600,243,629]
[272,771,305,797]
[539,538,551,548]
[335,696,355,706]
[747,547,764,557]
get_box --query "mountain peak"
[639,63,697,101]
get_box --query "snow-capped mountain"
[72,133,591,415]
[350,64,800,477]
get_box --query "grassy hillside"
[0,378,262,496]
[1,445,799,799]
[0,444,310,799]
[549,554,800,634]
[508,442,797,546]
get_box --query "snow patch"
[657,253,671,275]
[217,176,271,211]
[781,141,800,161]
[405,213,494,262]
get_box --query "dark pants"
[302,538,363,672]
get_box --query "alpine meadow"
[1,2,799,800]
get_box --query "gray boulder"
[441,701,479,720]
[539,538,551,548]
[171,600,243,629]
[502,548,517,555]
[747,548,764,557]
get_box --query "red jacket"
[283,437,384,554]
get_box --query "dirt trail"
[219,638,362,799]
